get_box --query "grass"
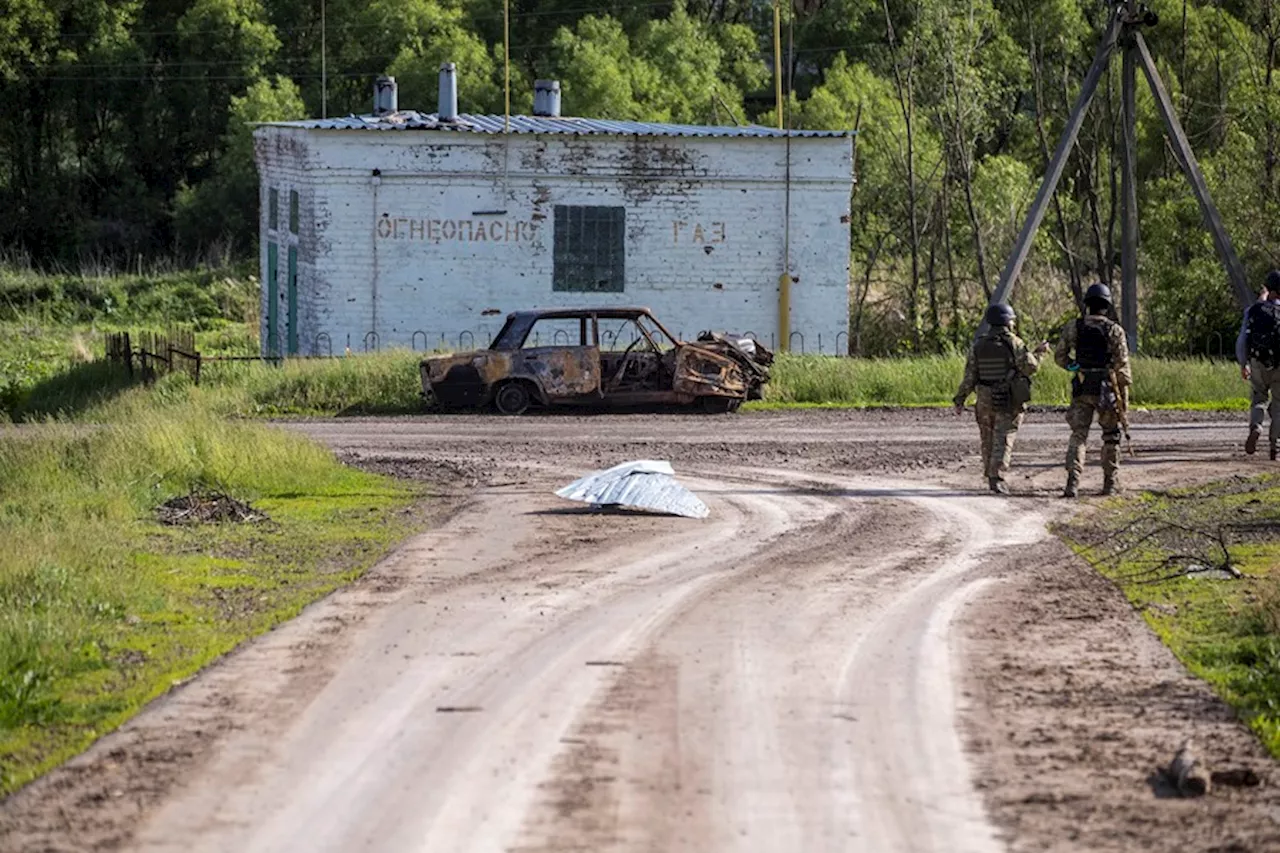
[7,347,1250,423]
[0,263,257,327]
[0,264,258,416]
[765,353,1249,408]
[0,388,420,795]
[1059,476,1280,756]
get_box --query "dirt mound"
[156,492,268,525]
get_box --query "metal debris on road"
[555,460,709,519]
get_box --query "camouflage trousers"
[1065,394,1121,480]
[975,393,1023,480]
[1248,359,1280,444]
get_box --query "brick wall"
[253,127,853,356]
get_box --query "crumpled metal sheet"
[555,460,709,519]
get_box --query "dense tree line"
[3,0,1278,353]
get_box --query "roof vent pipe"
[373,75,397,116]
[533,80,561,117]
[438,62,458,121]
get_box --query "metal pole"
[503,0,511,133]
[1133,32,1252,309]
[779,7,793,352]
[1120,29,1140,351]
[989,11,1122,309]
[321,0,327,119]
[773,1,783,131]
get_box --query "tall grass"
[766,354,1249,408]
[7,345,1254,423]
[200,351,423,416]
[0,394,417,793]
[0,263,256,326]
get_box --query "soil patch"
[156,492,268,526]
[959,537,1280,852]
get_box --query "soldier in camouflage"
[953,303,1049,495]
[1054,282,1132,497]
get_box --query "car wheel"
[700,396,739,414]
[494,381,533,416]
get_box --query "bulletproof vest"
[1074,318,1112,396]
[974,334,1014,385]
[1076,318,1111,369]
[1247,301,1280,367]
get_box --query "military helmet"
[984,303,1015,327]
[1084,282,1113,309]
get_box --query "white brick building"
[252,75,854,357]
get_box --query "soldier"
[1236,270,1280,459]
[953,304,1049,495]
[1055,282,1131,497]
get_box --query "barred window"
[552,205,625,293]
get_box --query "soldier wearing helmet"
[953,303,1050,495]
[1054,282,1132,497]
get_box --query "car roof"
[508,307,654,321]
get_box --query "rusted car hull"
[420,308,770,414]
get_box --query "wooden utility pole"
[987,4,1251,342]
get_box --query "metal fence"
[105,329,202,383]
[323,328,855,356]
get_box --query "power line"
[45,0,688,42]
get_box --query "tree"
[174,75,306,258]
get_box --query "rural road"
[4,409,1280,852]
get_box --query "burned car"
[420,307,772,415]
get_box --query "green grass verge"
[8,347,1251,423]
[766,354,1248,408]
[0,391,420,795]
[1058,476,1280,756]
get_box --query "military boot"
[1271,441,1278,462]
[1062,474,1079,498]
[1101,475,1122,496]
[1247,429,1261,455]
[989,477,1010,496]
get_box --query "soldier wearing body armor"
[954,304,1048,495]
[1054,283,1132,497]
[1237,270,1280,459]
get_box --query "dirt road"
[4,409,1280,852]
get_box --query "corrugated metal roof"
[257,111,852,138]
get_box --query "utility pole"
[987,2,1251,345]
[1120,0,1140,349]
[321,0,327,119]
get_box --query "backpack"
[1247,302,1280,368]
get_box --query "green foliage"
[175,76,307,255]
[0,396,419,794]
[551,6,765,125]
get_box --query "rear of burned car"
[691,331,774,401]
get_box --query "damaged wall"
[253,126,852,356]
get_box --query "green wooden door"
[267,243,279,357]
[287,246,298,356]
